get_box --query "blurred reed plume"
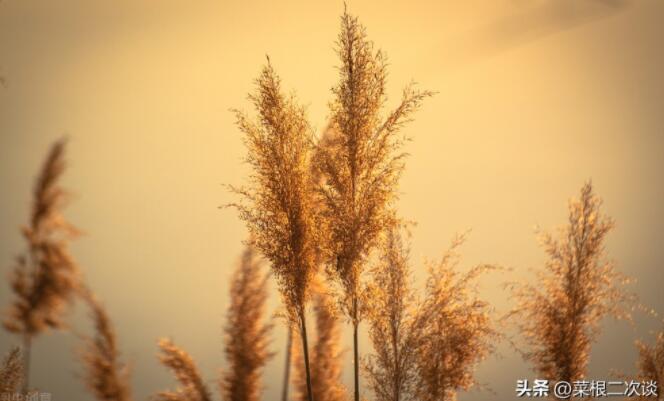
[293,279,346,401]
[221,246,273,401]
[3,138,81,391]
[155,338,212,401]
[79,289,133,401]
[364,223,425,401]
[228,59,319,401]
[509,181,633,383]
[312,9,432,401]
[635,326,663,400]
[415,234,497,401]
[0,347,22,395]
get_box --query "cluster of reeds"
[228,8,433,401]
[362,222,499,401]
[0,139,277,401]
[2,8,661,401]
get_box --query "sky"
[1,1,663,400]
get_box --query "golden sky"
[1,1,663,400]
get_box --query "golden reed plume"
[509,181,633,383]
[364,223,424,401]
[415,234,497,401]
[293,279,347,401]
[221,246,273,401]
[3,138,81,391]
[79,289,133,401]
[311,9,432,401]
[155,339,212,401]
[228,59,319,401]
[0,347,22,395]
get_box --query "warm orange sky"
[1,1,663,400]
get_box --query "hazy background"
[1,1,663,400]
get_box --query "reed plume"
[3,138,81,391]
[293,279,346,401]
[415,234,496,401]
[221,246,273,401]
[228,59,319,401]
[155,338,212,401]
[364,224,425,401]
[635,326,663,400]
[0,347,22,395]
[509,181,632,384]
[312,9,432,401]
[79,289,133,401]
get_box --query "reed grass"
[228,58,320,401]
[364,223,424,401]
[312,9,432,401]
[79,289,133,401]
[221,247,273,401]
[155,339,212,401]
[635,327,663,399]
[0,347,22,395]
[3,138,81,392]
[414,234,497,401]
[509,181,633,383]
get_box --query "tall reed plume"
[509,181,632,383]
[3,138,81,391]
[312,9,432,401]
[79,289,133,401]
[293,279,346,401]
[228,59,319,401]
[221,246,273,401]
[415,234,496,401]
[155,339,212,401]
[364,223,425,401]
[0,347,22,395]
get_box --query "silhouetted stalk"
[393,334,400,401]
[300,312,314,401]
[22,334,30,393]
[281,328,292,401]
[352,300,359,401]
